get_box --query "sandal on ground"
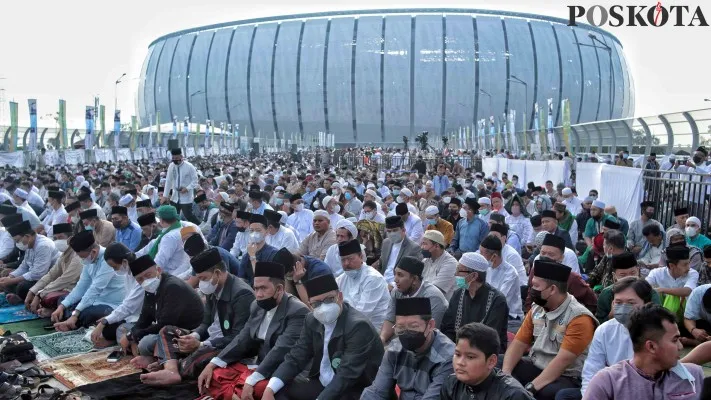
[0,361,20,374]
[32,385,63,400]
[12,368,51,382]
[0,382,23,400]
[0,373,34,388]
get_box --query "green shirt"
[595,283,662,322]
[687,234,711,251]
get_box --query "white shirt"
[383,241,402,286]
[506,214,533,246]
[487,261,523,318]
[257,307,278,340]
[647,266,699,290]
[104,274,143,325]
[87,202,107,220]
[26,190,45,209]
[10,235,60,281]
[328,212,344,230]
[286,209,314,242]
[581,319,633,395]
[136,221,201,277]
[324,243,344,277]
[563,197,583,217]
[42,206,68,237]
[230,231,248,260]
[199,207,220,235]
[534,247,581,275]
[318,322,336,387]
[266,226,299,253]
[336,264,390,330]
[0,228,15,259]
[358,209,386,224]
[403,213,424,245]
[164,160,199,204]
[502,244,527,287]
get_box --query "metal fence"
[330,152,482,172]
[642,168,711,229]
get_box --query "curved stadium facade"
[137,9,635,146]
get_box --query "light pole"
[114,73,126,110]
[576,33,613,120]
[509,75,528,150]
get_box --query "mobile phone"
[43,324,56,331]
[107,350,122,363]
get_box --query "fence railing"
[641,168,711,229]
[329,152,482,172]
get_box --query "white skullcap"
[365,189,378,198]
[562,188,572,196]
[400,188,413,197]
[592,200,606,209]
[277,210,288,224]
[687,216,702,227]
[332,182,341,188]
[13,188,28,200]
[425,205,439,216]
[218,192,230,203]
[275,186,285,192]
[76,176,85,184]
[366,183,375,189]
[119,194,134,206]
[322,196,334,208]
[336,219,358,238]
[459,252,489,272]
[346,217,358,223]
[478,197,491,205]
[313,210,329,220]
[426,180,433,186]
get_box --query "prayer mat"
[39,349,138,389]
[0,317,50,337]
[74,372,200,399]
[31,328,94,359]
[0,305,40,324]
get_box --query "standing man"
[163,148,200,224]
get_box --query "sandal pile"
[0,366,56,400]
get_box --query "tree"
[632,128,660,146]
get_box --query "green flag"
[58,100,67,149]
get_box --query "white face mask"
[53,239,68,252]
[313,302,340,325]
[116,261,130,276]
[686,226,698,237]
[198,275,218,295]
[332,205,341,214]
[364,211,375,220]
[71,216,79,224]
[459,209,468,219]
[16,241,28,251]
[141,276,160,294]
[443,196,451,204]
[388,231,403,243]
[294,203,304,212]
[249,231,265,244]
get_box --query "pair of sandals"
[0,384,69,400]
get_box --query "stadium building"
[137,8,634,146]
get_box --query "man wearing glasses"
[362,297,454,399]
[261,273,384,400]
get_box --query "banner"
[130,116,138,151]
[148,114,153,149]
[220,122,225,148]
[28,99,37,151]
[205,120,211,148]
[547,98,556,151]
[501,113,508,149]
[117,148,131,161]
[489,116,495,151]
[183,117,189,144]
[156,111,161,147]
[172,116,178,139]
[533,103,540,146]
[58,100,67,149]
[0,151,23,167]
[9,102,18,152]
[561,99,571,154]
[64,149,85,165]
[113,110,121,149]
[93,97,99,147]
[85,106,95,150]
[195,122,201,152]
[99,105,106,148]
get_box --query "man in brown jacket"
[80,209,115,247]
[26,223,82,317]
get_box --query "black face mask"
[398,330,427,352]
[236,226,246,233]
[421,249,432,258]
[173,159,182,165]
[256,296,278,311]
[645,212,654,219]
[530,288,548,307]
[693,155,704,165]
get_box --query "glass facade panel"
[273,21,302,137]
[137,45,155,126]
[299,19,327,136]
[573,27,600,124]
[383,15,412,140]
[444,15,475,138]
[413,15,443,136]
[206,28,234,124]
[355,16,383,144]
[504,18,535,134]
[249,23,278,137]
[553,25,582,125]
[326,17,355,139]
[476,17,506,131]
[170,35,194,123]
[226,26,253,134]
[154,37,179,124]
[187,32,215,123]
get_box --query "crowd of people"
[0,145,710,399]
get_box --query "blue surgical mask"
[427,218,437,226]
[392,189,400,196]
[344,193,352,201]
[344,268,363,279]
[85,226,93,231]
[455,276,468,289]
[275,198,283,206]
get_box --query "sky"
[0,0,709,129]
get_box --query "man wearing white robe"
[286,194,314,242]
[324,219,359,278]
[42,191,68,237]
[264,210,299,253]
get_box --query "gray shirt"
[627,218,663,249]
[385,281,449,328]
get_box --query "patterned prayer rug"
[0,305,40,324]
[39,349,139,389]
[30,328,94,359]
[0,318,49,337]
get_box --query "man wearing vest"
[502,259,598,400]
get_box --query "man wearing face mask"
[0,220,59,304]
[626,201,663,256]
[449,198,489,259]
[376,216,422,289]
[364,297,455,399]
[239,214,280,286]
[583,200,606,249]
[358,199,386,224]
[264,209,299,253]
[162,148,200,224]
[684,216,711,250]
[124,254,204,374]
[379,256,448,344]
[248,190,273,215]
[343,187,362,217]
[77,190,106,220]
[198,261,309,400]
[586,304,703,399]
[668,206,689,234]
[424,205,454,247]
[479,234,524,332]
[441,252,508,353]
[137,212,159,250]
[112,205,142,251]
[40,190,68,237]
[52,230,125,332]
[229,211,252,261]
[421,230,458,300]
[79,209,115,247]
[195,192,220,235]
[90,242,142,349]
[261,273,384,400]
[444,198,462,232]
[207,202,238,251]
[594,252,662,323]
[26,223,81,317]
[321,196,344,228]
[502,260,597,400]
[138,248,254,386]
[394,202,423,245]
[286,194,315,242]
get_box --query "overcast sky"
[1,0,709,128]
